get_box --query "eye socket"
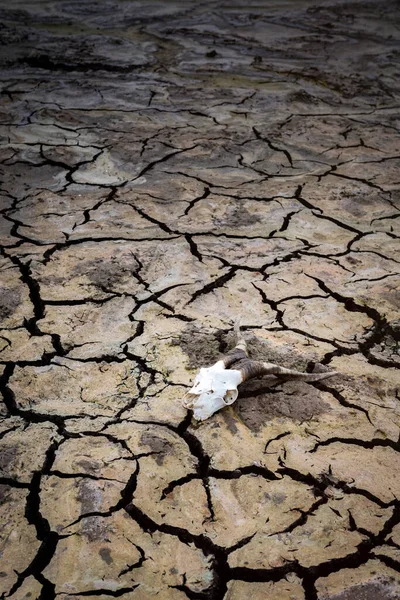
[223,389,238,405]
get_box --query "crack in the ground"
[310,435,400,454]
[160,464,280,500]
[1,5,399,598]
[228,503,400,599]
[312,382,372,424]
[252,126,294,167]
[4,435,67,599]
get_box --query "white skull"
[183,361,242,421]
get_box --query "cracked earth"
[0,0,399,598]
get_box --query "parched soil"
[0,1,400,599]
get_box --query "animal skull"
[183,360,242,421]
[183,326,337,421]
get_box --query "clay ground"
[0,1,400,599]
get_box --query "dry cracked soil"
[0,0,400,599]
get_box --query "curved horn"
[221,319,248,368]
[235,359,336,383]
[222,347,248,368]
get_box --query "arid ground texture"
[0,1,400,599]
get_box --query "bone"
[235,359,337,383]
[183,361,242,421]
[183,324,337,421]
[221,319,248,368]
[222,348,248,368]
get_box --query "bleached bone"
[183,325,337,421]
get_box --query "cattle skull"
[183,327,337,421]
[183,360,242,421]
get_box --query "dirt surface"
[0,1,400,598]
